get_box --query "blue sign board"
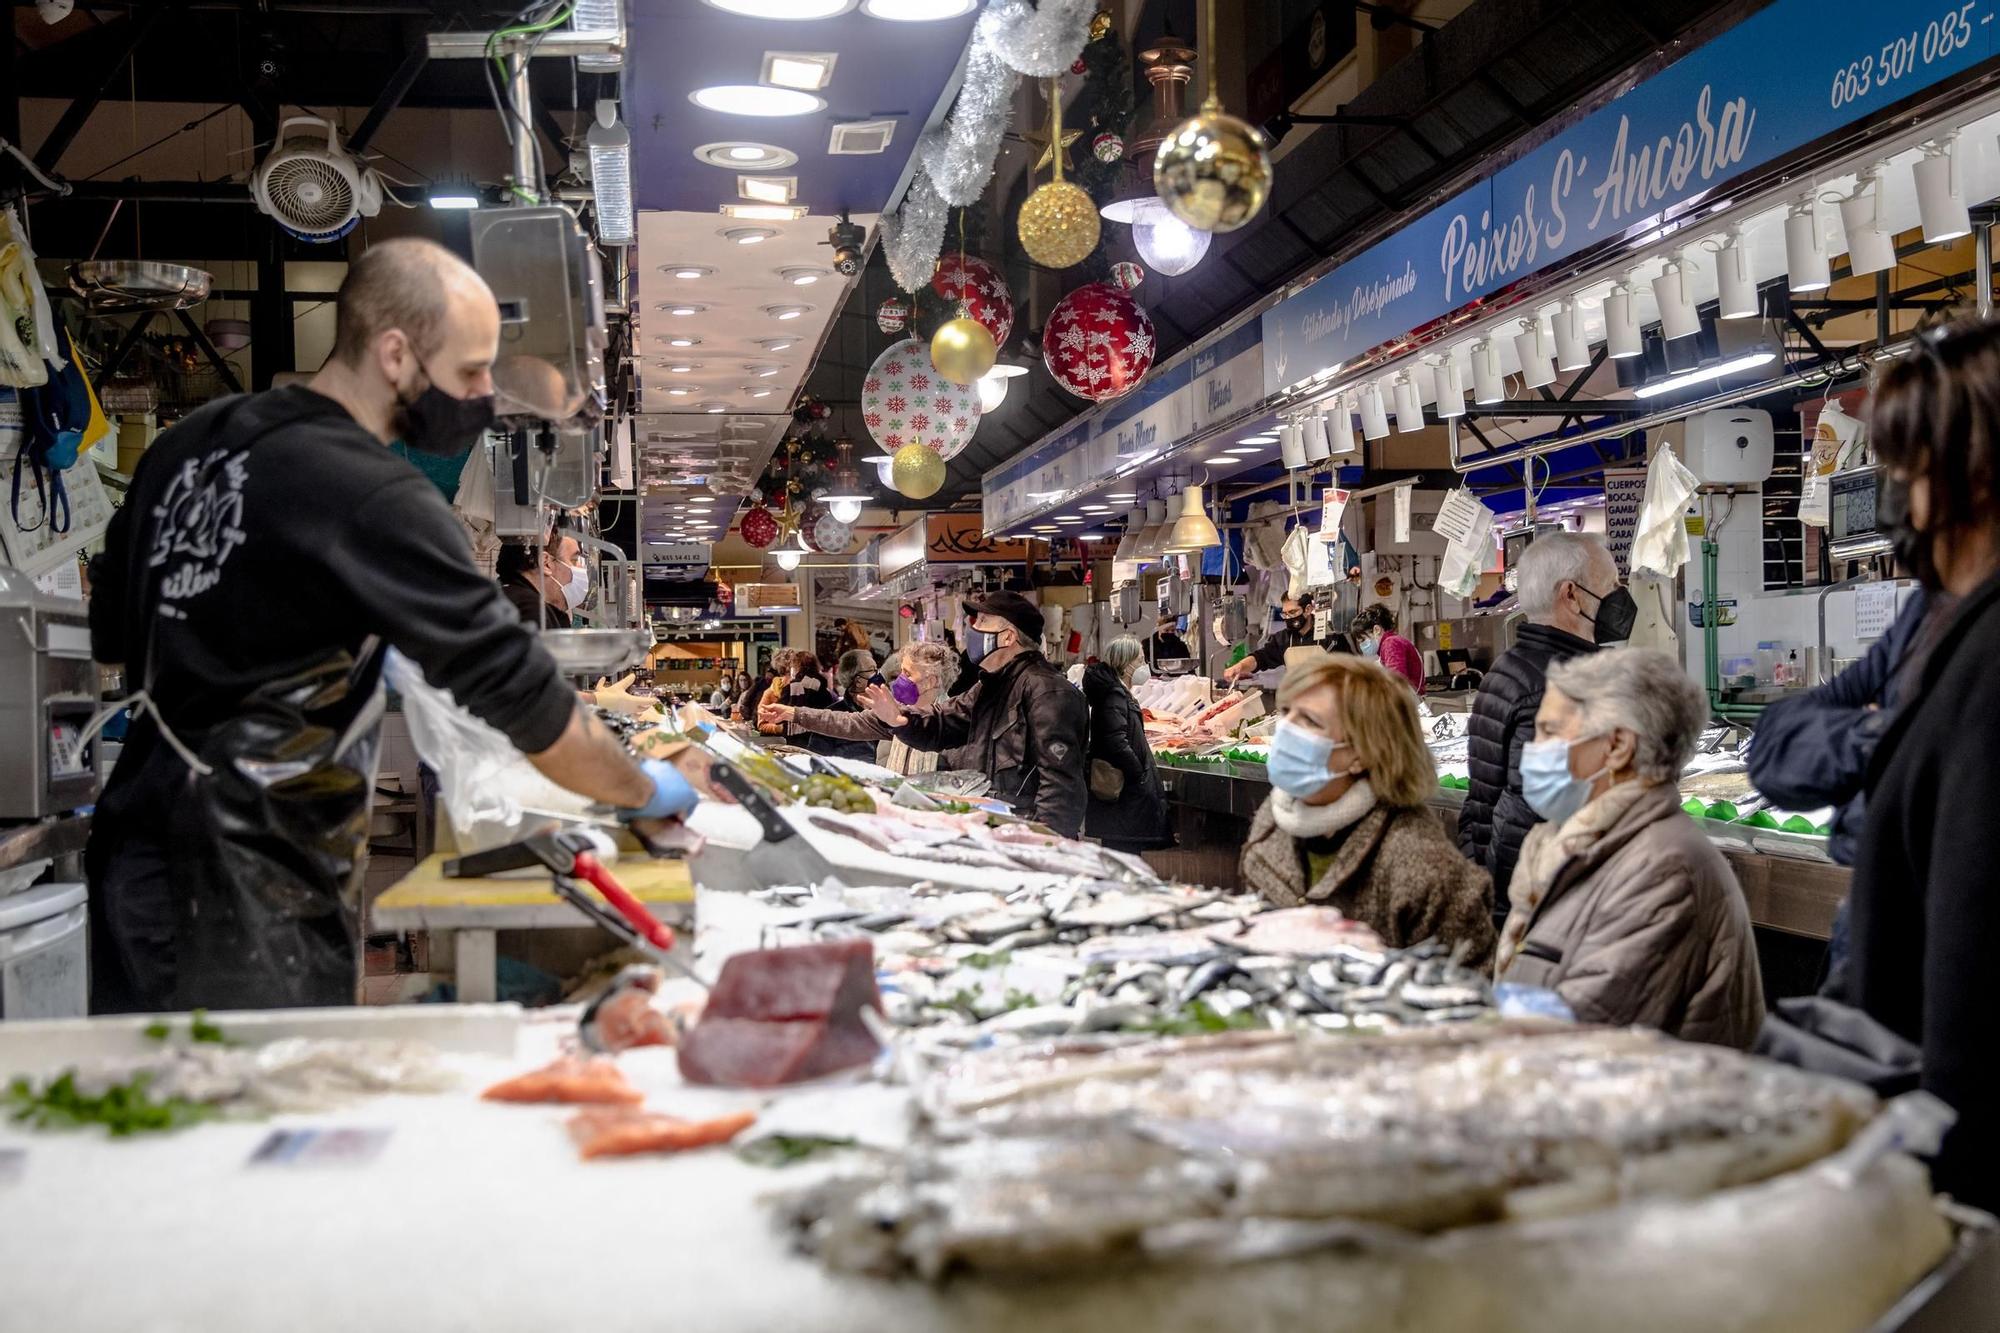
[1262,0,2000,393]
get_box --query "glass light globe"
[828,498,863,523]
[1132,215,1210,276]
[774,548,802,571]
[976,371,1009,413]
[869,455,895,486]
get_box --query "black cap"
[964,591,1043,643]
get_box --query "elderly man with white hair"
[1493,648,1763,1049]
[1458,532,1634,911]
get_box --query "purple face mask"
[890,674,922,706]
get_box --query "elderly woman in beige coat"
[1494,648,1764,1048]
[1240,651,1496,966]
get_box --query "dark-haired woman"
[1846,318,2000,1211]
[1349,603,1425,695]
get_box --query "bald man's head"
[330,238,493,365]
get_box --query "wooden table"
[370,850,694,1002]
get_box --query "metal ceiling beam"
[33,5,175,173]
[1463,399,1647,417]
[347,39,429,154]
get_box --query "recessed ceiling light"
[1054,516,1083,524]
[701,0,854,17]
[860,0,974,18]
[688,497,714,506]
[1236,433,1278,443]
[1106,492,1137,499]
[690,85,826,117]
[1031,524,1062,532]
[665,336,699,348]
[761,51,838,91]
[1206,455,1236,464]
[1225,447,1263,455]
[658,303,705,316]
[705,404,728,414]
[1081,504,1111,512]
[720,203,809,222]
[764,304,812,321]
[779,266,825,286]
[663,264,712,279]
[756,337,796,353]
[667,387,695,396]
[668,364,697,373]
[745,364,783,377]
[750,388,774,398]
[693,141,800,171]
[738,176,797,205]
[721,226,779,245]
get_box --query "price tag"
[248,1127,392,1168]
[1318,488,1350,540]
[1313,608,1330,641]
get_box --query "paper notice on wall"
[1318,488,1351,540]
[1393,483,1412,545]
[1854,581,1898,640]
[1313,607,1330,641]
[1603,468,1648,574]
[1430,487,1491,547]
[1439,525,1494,599]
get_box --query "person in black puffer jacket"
[1082,638,1172,852]
[1459,532,1630,910]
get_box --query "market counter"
[1154,759,1847,943]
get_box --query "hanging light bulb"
[773,533,812,572]
[1471,338,1505,402]
[1164,483,1221,552]
[1915,134,1971,243]
[1785,194,1831,292]
[1711,227,1759,319]
[1605,280,1642,358]
[976,370,1009,413]
[1101,196,1212,275]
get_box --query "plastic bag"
[1631,446,1701,578]
[384,648,592,853]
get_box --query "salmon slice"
[567,1107,758,1160]
[481,1057,644,1105]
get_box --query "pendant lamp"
[1165,483,1221,552]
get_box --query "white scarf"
[1269,780,1376,839]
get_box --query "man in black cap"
[860,591,1088,836]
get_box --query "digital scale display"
[1829,466,1883,545]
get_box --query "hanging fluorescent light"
[1838,168,1896,276]
[586,100,634,245]
[427,180,482,210]
[1712,227,1759,319]
[1392,372,1424,433]
[570,0,625,71]
[1785,195,1831,292]
[1633,349,1778,399]
[1431,358,1465,419]
[1279,420,1307,470]
[1514,319,1555,388]
[1605,281,1642,358]
[1651,251,1700,341]
[1165,484,1221,552]
[1915,134,1971,243]
[1551,301,1589,370]
[1358,381,1391,439]
[1327,395,1356,456]
[1101,196,1211,276]
[1471,338,1505,402]
[1302,408,1331,461]
[1113,506,1146,561]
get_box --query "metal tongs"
[444,825,708,989]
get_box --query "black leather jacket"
[890,649,1088,836]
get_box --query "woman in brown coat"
[1240,651,1496,966]
[1494,648,1764,1048]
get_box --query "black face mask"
[1283,613,1309,635]
[1878,474,1937,588]
[395,362,496,456]
[1577,584,1638,644]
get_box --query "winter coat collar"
[1511,621,1598,658]
[1270,780,1377,839]
[1245,797,1395,903]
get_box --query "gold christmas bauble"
[1018,179,1101,269]
[1152,108,1272,234]
[891,443,945,500]
[1088,8,1112,40]
[930,316,997,385]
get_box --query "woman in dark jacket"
[1841,318,2000,1213]
[794,649,879,762]
[1082,637,1171,852]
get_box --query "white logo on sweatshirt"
[148,449,249,608]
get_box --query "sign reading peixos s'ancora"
[1261,0,1999,395]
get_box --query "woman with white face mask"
[1493,648,1762,1049]
[1238,651,1494,964]
[1081,637,1171,852]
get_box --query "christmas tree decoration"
[1153,0,1271,234]
[1092,131,1125,163]
[1019,79,1100,269]
[739,505,779,550]
[1110,260,1144,291]
[1088,7,1112,40]
[930,254,1015,348]
[930,316,997,385]
[891,442,946,500]
[1043,280,1155,403]
[861,338,982,461]
[811,509,855,554]
[1070,57,1087,75]
[876,297,910,334]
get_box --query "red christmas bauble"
[929,255,1014,349]
[739,505,779,550]
[1092,131,1124,163]
[1071,57,1087,75]
[1042,282,1156,403]
[812,402,831,421]
[876,297,910,334]
[1111,260,1145,292]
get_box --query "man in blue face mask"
[860,591,1090,836]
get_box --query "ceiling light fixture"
[702,0,854,17]
[1551,300,1589,370]
[764,304,812,320]
[1100,195,1211,276]
[722,226,779,245]
[1915,133,1971,243]
[690,85,827,117]
[757,337,797,353]
[1711,227,1759,319]
[1651,251,1700,341]
[1430,358,1466,419]
[1113,506,1146,562]
[720,203,809,221]
[586,99,634,245]
[1515,318,1556,388]
[779,266,824,286]
[860,0,976,19]
[1279,421,1306,470]
[1392,371,1425,433]
[1604,280,1643,357]
[1785,194,1831,292]
[662,303,705,316]
[694,141,802,168]
[1358,381,1391,440]
[761,51,838,91]
[1164,484,1221,553]
[668,364,696,373]
[1301,411,1330,461]
[1327,396,1356,456]
[739,176,798,205]
[665,265,712,280]
[426,181,481,210]
[1225,446,1263,455]
[1633,349,1778,399]
[667,387,694,396]
[665,336,699,347]
[1837,167,1896,276]
[1205,455,1235,464]
[750,388,774,398]
[1471,339,1506,402]
[976,369,1009,412]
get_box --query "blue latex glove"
[622,757,699,822]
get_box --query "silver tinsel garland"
[880,0,1094,291]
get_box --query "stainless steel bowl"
[537,628,651,677]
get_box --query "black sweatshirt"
[89,386,576,754]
